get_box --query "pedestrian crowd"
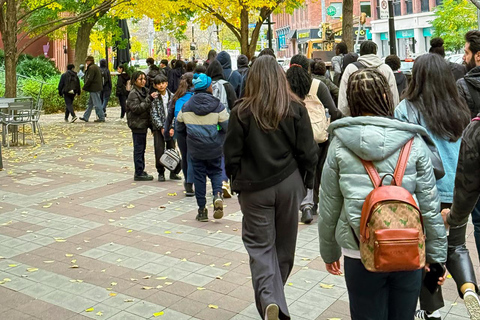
[56,30,480,320]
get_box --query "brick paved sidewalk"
[0,106,477,320]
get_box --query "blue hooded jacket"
[175,92,229,160]
[216,51,243,97]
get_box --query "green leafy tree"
[432,0,478,52]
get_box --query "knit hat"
[192,73,212,91]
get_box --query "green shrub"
[0,49,4,67]
[16,56,60,80]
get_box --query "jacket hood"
[67,69,77,76]
[357,54,383,68]
[188,92,220,116]
[237,55,249,69]
[99,59,108,68]
[206,59,225,80]
[465,66,480,90]
[329,116,430,161]
[216,51,232,70]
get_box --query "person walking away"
[186,61,197,72]
[286,54,342,224]
[385,54,407,97]
[203,50,217,69]
[160,59,171,78]
[319,67,447,320]
[206,59,238,198]
[176,73,228,221]
[338,41,399,116]
[116,65,130,120]
[430,37,466,81]
[150,74,182,182]
[126,71,154,181]
[165,73,195,196]
[80,56,105,122]
[58,64,81,123]
[311,60,339,104]
[146,58,161,93]
[216,51,243,97]
[77,64,85,80]
[331,41,348,86]
[168,60,185,93]
[237,55,249,77]
[99,59,112,117]
[394,53,478,320]
[224,56,318,320]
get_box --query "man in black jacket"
[457,31,480,118]
[80,56,105,122]
[58,64,81,123]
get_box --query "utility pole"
[388,0,397,55]
[267,15,273,49]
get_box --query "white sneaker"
[222,181,232,198]
[464,288,480,320]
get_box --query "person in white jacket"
[338,41,399,116]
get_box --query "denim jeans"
[472,199,480,263]
[132,132,147,176]
[83,91,104,121]
[101,90,111,113]
[191,156,223,208]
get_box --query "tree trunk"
[239,8,250,58]
[342,0,354,52]
[74,20,96,71]
[471,0,480,10]
[4,0,18,98]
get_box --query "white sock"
[428,310,441,317]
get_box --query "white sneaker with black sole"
[464,288,480,320]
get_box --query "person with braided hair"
[319,67,447,320]
[286,54,343,224]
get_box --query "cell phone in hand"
[424,263,446,294]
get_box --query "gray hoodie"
[338,54,399,116]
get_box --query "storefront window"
[361,2,371,17]
[331,2,343,18]
[421,0,430,12]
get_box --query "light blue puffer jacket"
[318,116,448,265]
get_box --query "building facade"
[370,0,442,58]
[273,0,374,58]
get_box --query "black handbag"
[405,100,445,180]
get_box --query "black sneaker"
[312,203,318,215]
[94,119,105,122]
[134,172,154,181]
[79,117,88,122]
[158,174,166,182]
[196,208,208,222]
[184,183,195,197]
[301,207,313,224]
[64,118,69,122]
[414,310,441,320]
[71,116,78,123]
[213,192,223,219]
[169,172,182,180]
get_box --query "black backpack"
[64,72,79,94]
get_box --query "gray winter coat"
[318,116,447,265]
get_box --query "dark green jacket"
[83,63,103,92]
[313,75,339,104]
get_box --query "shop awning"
[287,29,297,39]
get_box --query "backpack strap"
[308,79,321,97]
[393,138,414,186]
[473,117,480,122]
[361,160,381,189]
[353,61,366,70]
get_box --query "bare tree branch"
[194,2,241,36]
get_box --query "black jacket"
[116,73,130,97]
[394,71,408,97]
[206,59,237,111]
[237,55,249,77]
[168,68,184,93]
[457,66,480,118]
[83,63,103,92]
[146,65,161,93]
[216,51,243,97]
[313,75,339,105]
[224,102,319,192]
[99,59,112,93]
[126,86,152,133]
[449,62,466,82]
[58,70,81,96]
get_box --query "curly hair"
[286,54,311,99]
[385,55,401,71]
[347,68,394,117]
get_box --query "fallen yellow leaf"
[125,204,135,209]
[126,230,133,233]
[153,311,164,317]
[8,264,17,267]
[109,293,117,297]
[447,274,452,279]
[43,203,53,208]
[164,231,171,234]
[287,283,293,286]
[156,277,167,280]
[197,287,206,290]
[43,260,54,264]
[164,282,172,285]
[143,276,151,279]
[70,265,79,268]
[65,254,73,257]
[105,209,116,213]
[142,286,153,290]
[26,268,38,272]
[208,304,219,309]
[111,282,117,286]
[223,262,232,267]
[96,311,103,316]
[124,299,134,302]
[320,283,335,289]
[85,307,94,312]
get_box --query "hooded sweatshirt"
[338,54,399,116]
[237,55,249,77]
[206,59,237,111]
[216,51,243,97]
[175,92,229,160]
[99,59,112,92]
[318,116,447,265]
[457,66,480,118]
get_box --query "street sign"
[326,6,336,17]
[380,0,389,19]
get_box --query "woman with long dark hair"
[319,68,447,320]
[224,56,318,320]
[286,54,342,224]
[395,53,479,320]
[168,60,186,93]
[164,73,195,196]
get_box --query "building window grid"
[421,0,430,12]
[406,0,413,14]
[393,0,401,16]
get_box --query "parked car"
[446,54,464,65]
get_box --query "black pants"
[118,95,127,118]
[344,257,422,320]
[419,223,478,311]
[152,130,180,175]
[64,93,76,119]
[132,132,147,176]
[313,141,329,206]
[238,170,305,320]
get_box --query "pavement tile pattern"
[0,107,478,319]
